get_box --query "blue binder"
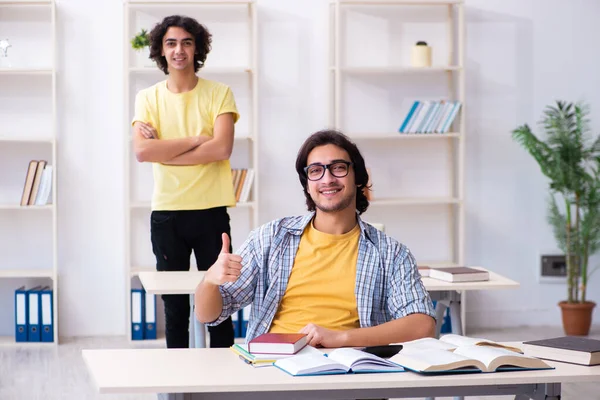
[131,289,144,340]
[40,286,54,342]
[143,290,156,340]
[27,286,42,342]
[15,286,28,342]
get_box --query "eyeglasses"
[303,161,353,181]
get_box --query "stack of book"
[398,100,462,134]
[418,266,489,283]
[20,160,53,206]
[231,168,255,203]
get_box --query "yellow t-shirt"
[269,221,360,334]
[132,78,240,211]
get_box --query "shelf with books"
[0,269,54,279]
[0,0,57,345]
[349,132,460,140]
[124,0,258,342]
[330,0,467,331]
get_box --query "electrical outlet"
[541,255,567,277]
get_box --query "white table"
[138,271,206,348]
[83,344,600,400]
[423,267,520,336]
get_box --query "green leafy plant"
[131,29,150,51]
[512,100,600,303]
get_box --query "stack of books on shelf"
[231,168,255,203]
[20,160,53,206]
[398,100,462,134]
[14,286,54,343]
[418,266,489,282]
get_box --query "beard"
[313,187,356,213]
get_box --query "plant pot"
[558,301,596,336]
[136,48,154,68]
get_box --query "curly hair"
[149,15,212,75]
[295,129,371,215]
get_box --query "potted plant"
[130,29,152,67]
[512,100,600,335]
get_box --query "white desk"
[83,344,600,400]
[138,271,206,348]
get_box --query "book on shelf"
[391,343,552,374]
[522,336,600,366]
[428,266,489,282]
[274,347,405,376]
[398,100,462,134]
[401,335,524,354]
[231,343,322,367]
[231,168,255,203]
[19,160,53,206]
[248,332,308,355]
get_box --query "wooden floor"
[1,325,599,400]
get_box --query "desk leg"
[190,294,206,349]
[157,393,193,400]
[449,300,463,335]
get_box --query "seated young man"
[195,129,436,347]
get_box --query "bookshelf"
[0,0,58,345]
[123,0,258,342]
[328,0,466,331]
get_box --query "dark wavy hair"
[149,15,212,75]
[295,129,371,215]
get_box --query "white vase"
[136,48,154,68]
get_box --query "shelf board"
[128,0,253,4]
[0,136,55,143]
[0,269,54,279]
[336,0,463,5]
[130,201,255,209]
[129,66,252,74]
[0,336,56,347]
[0,204,54,210]
[349,132,459,140]
[0,68,53,75]
[335,66,462,74]
[370,197,460,206]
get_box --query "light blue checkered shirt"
[209,212,436,342]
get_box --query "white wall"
[6,0,599,337]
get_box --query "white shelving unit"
[329,0,466,331]
[123,0,258,342]
[0,0,58,345]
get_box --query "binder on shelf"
[131,288,144,340]
[143,290,156,340]
[40,286,54,342]
[15,286,28,342]
[28,286,42,342]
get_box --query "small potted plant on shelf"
[512,100,600,335]
[130,29,152,67]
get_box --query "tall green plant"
[512,101,600,303]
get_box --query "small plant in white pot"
[130,29,153,67]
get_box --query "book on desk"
[391,336,552,374]
[274,348,405,376]
[522,336,600,366]
[231,343,322,367]
[248,332,308,355]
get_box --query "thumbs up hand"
[204,233,243,286]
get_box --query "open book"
[274,348,404,376]
[401,334,524,354]
[391,345,552,374]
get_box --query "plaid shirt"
[209,212,436,341]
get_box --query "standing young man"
[132,15,238,349]
[195,130,436,347]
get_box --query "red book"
[248,333,308,355]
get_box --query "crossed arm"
[132,112,236,165]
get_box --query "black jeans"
[150,207,234,349]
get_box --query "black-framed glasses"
[303,161,353,181]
